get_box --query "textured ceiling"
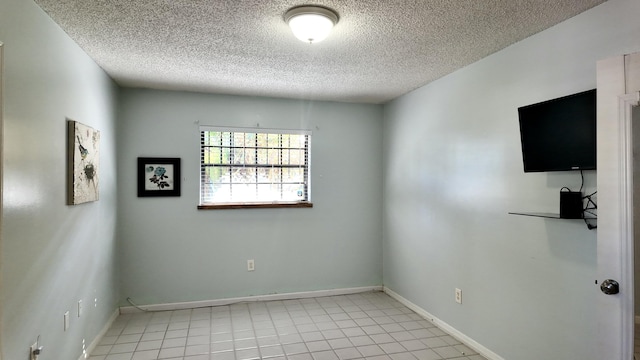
[34,0,606,104]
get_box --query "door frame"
[0,41,4,360]
[597,53,640,360]
[618,92,639,360]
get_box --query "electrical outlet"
[455,288,462,304]
[30,339,43,360]
[64,311,70,331]
[30,342,38,360]
[247,259,255,271]
[78,300,83,317]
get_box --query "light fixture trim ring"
[284,5,339,25]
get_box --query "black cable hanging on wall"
[583,190,597,230]
[579,170,597,230]
[561,171,597,230]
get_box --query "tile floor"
[89,292,487,360]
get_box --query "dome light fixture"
[284,5,339,44]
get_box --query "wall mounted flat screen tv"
[518,89,596,172]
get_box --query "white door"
[597,53,640,360]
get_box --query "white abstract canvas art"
[68,120,100,204]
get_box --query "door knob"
[600,279,620,295]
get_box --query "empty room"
[1,0,640,360]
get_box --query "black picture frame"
[137,157,181,197]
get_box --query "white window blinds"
[199,126,311,205]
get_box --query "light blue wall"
[382,0,640,359]
[0,0,120,359]
[4,0,638,358]
[117,88,383,305]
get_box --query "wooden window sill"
[198,202,313,210]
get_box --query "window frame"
[198,126,313,210]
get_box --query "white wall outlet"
[64,311,70,331]
[30,341,38,360]
[247,259,255,271]
[455,288,462,304]
[78,300,83,317]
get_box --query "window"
[199,126,312,209]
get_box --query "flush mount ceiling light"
[284,5,339,44]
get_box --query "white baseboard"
[120,286,384,314]
[383,287,505,360]
[78,308,119,360]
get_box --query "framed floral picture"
[137,157,181,197]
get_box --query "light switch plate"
[64,311,70,331]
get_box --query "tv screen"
[518,89,596,172]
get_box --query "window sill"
[198,202,313,210]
